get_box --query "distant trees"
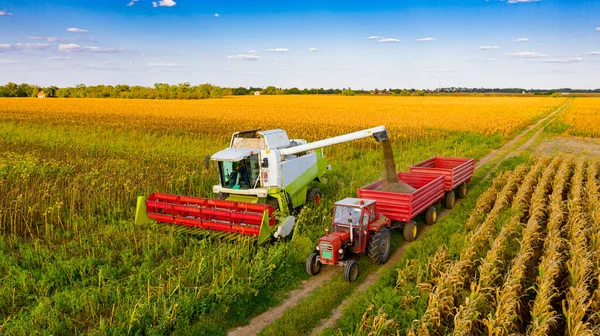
[341,88,355,96]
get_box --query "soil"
[534,136,600,158]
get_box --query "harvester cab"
[135,126,389,245]
[306,198,392,282]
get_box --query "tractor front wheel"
[445,190,456,209]
[307,188,322,205]
[425,206,437,225]
[344,260,359,282]
[368,228,392,264]
[306,252,321,276]
[403,220,418,242]
[457,183,468,199]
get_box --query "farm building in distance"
[37,90,46,98]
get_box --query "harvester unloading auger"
[135,126,390,244]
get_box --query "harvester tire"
[403,220,418,242]
[457,183,467,199]
[306,252,321,276]
[217,192,229,200]
[445,190,456,209]
[344,260,359,282]
[425,206,437,225]
[368,228,392,264]
[307,188,322,205]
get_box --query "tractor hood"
[211,148,261,162]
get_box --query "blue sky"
[0,0,599,89]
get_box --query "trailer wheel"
[457,183,467,199]
[307,188,322,205]
[445,190,456,209]
[368,228,392,264]
[344,260,359,282]
[403,220,418,242]
[425,206,437,225]
[306,252,321,276]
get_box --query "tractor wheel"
[457,183,468,199]
[306,252,321,276]
[425,206,437,225]
[403,220,418,242]
[368,228,392,264]
[344,260,359,282]
[307,188,322,205]
[445,190,456,210]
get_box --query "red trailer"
[409,156,475,209]
[357,172,445,242]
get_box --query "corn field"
[354,156,600,336]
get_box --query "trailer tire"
[425,206,437,225]
[445,190,456,209]
[306,252,321,276]
[368,228,392,264]
[457,183,467,199]
[403,220,418,242]
[344,260,359,282]
[307,188,322,205]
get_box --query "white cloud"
[152,0,176,7]
[515,37,529,42]
[507,0,540,3]
[26,36,75,42]
[422,68,453,73]
[0,43,50,52]
[588,51,600,55]
[126,0,139,6]
[309,48,318,51]
[59,43,124,53]
[0,60,17,64]
[214,13,219,17]
[148,62,182,67]
[266,48,290,52]
[48,56,71,60]
[543,57,583,64]
[227,54,261,61]
[479,45,499,50]
[0,10,12,16]
[415,37,435,42]
[367,36,382,40]
[504,51,548,58]
[247,50,256,54]
[597,27,600,32]
[378,38,401,43]
[67,28,88,33]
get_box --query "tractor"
[305,198,412,282]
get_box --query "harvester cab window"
[219,154,259,189]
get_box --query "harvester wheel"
[457,183,467,199]
[344,260,359,282]
[368,228,392,264]
[307,188,323,205]
[217,192,229,200]
[403,220,418,242]
[425,206,437,225]
[306,252,321,276]
[445,190,456,209]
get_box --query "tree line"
[1,82,598,99]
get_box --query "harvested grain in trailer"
[378,139,416,193]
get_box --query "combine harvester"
[135,126,389,244]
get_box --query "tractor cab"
[331,198,377,253]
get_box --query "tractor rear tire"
[307,188,322,205]
[457,183,467,199]
[306,252,321,276]
[368,228,392,264]
[344,260,359,282]
[425,206,437,225]
[445,190,456,209]
[403,220,418,242]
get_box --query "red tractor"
[305,198,414,282]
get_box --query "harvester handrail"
[279,126,387,156]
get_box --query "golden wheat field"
[558,97,600,137]
[0,96,565,141]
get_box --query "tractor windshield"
[333,205,362,226]
[218,154,260,189]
